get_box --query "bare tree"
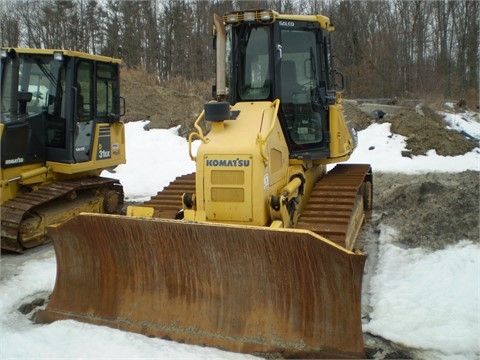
[0,0,21,46]
[101,0,122,59]
[0,0,476,100]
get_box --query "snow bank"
[364,226,480,358]
[111,122,198,201]
[346,122,480,173]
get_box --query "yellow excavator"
[35,10,372,359]
[0,48,126,252]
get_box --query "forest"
[1,0,478,101]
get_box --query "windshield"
[1,54,63,122]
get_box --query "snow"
[442,111,480,141]
[117,123,198,201]
[364,228,480,359]
[345,122,480,174]
[1,111,479,359]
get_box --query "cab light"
[260,11,272,22]
[53,51,64,61]
[226,13,239,25]
[243,12,255,22]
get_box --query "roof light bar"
[223,10,275,26]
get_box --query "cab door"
[73,60,121,163]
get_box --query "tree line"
[1,0,478,100]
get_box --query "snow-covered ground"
[1,111,479,359]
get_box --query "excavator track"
[1,177,123,252]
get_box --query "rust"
[36,214,365,358]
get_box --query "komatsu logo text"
[206,158,250,167]
[5,157,24,165]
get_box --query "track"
[1,177,123,252]
[142,173,196,218]
[297,164,372,249]
[140,164,372,250]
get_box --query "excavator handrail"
[188,109,209,161]
[256,99,280,163]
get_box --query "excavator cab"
[1,48,126,251]
[1,48,124,171]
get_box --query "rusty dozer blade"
[35,213,365,359]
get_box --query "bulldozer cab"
[221,11,342,160]
[0,48,124,169]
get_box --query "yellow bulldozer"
[35,10,372,359]
[0,48,126,252]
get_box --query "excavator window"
[0,57,56,117]
[1,52,66,163]
[280,60,302,103]
[45,65,66,149]
[73,61,94,162]
[96,63,119,118]
[75,62,92,122]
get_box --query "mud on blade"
[35,213,365,358]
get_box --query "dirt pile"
[389,107,477,156]
[373,171,479,250]
[343,101,478,157]
[121,79,205,137]
[122,77,478,158]
[343,101,373,131]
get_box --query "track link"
[142,173,195,219]
[297,164,372,249]
[1,177,123,252]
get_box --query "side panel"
[204,154,253,222]
[328,102,356,160]
[48,122,125,175]
[192,101,290,227]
